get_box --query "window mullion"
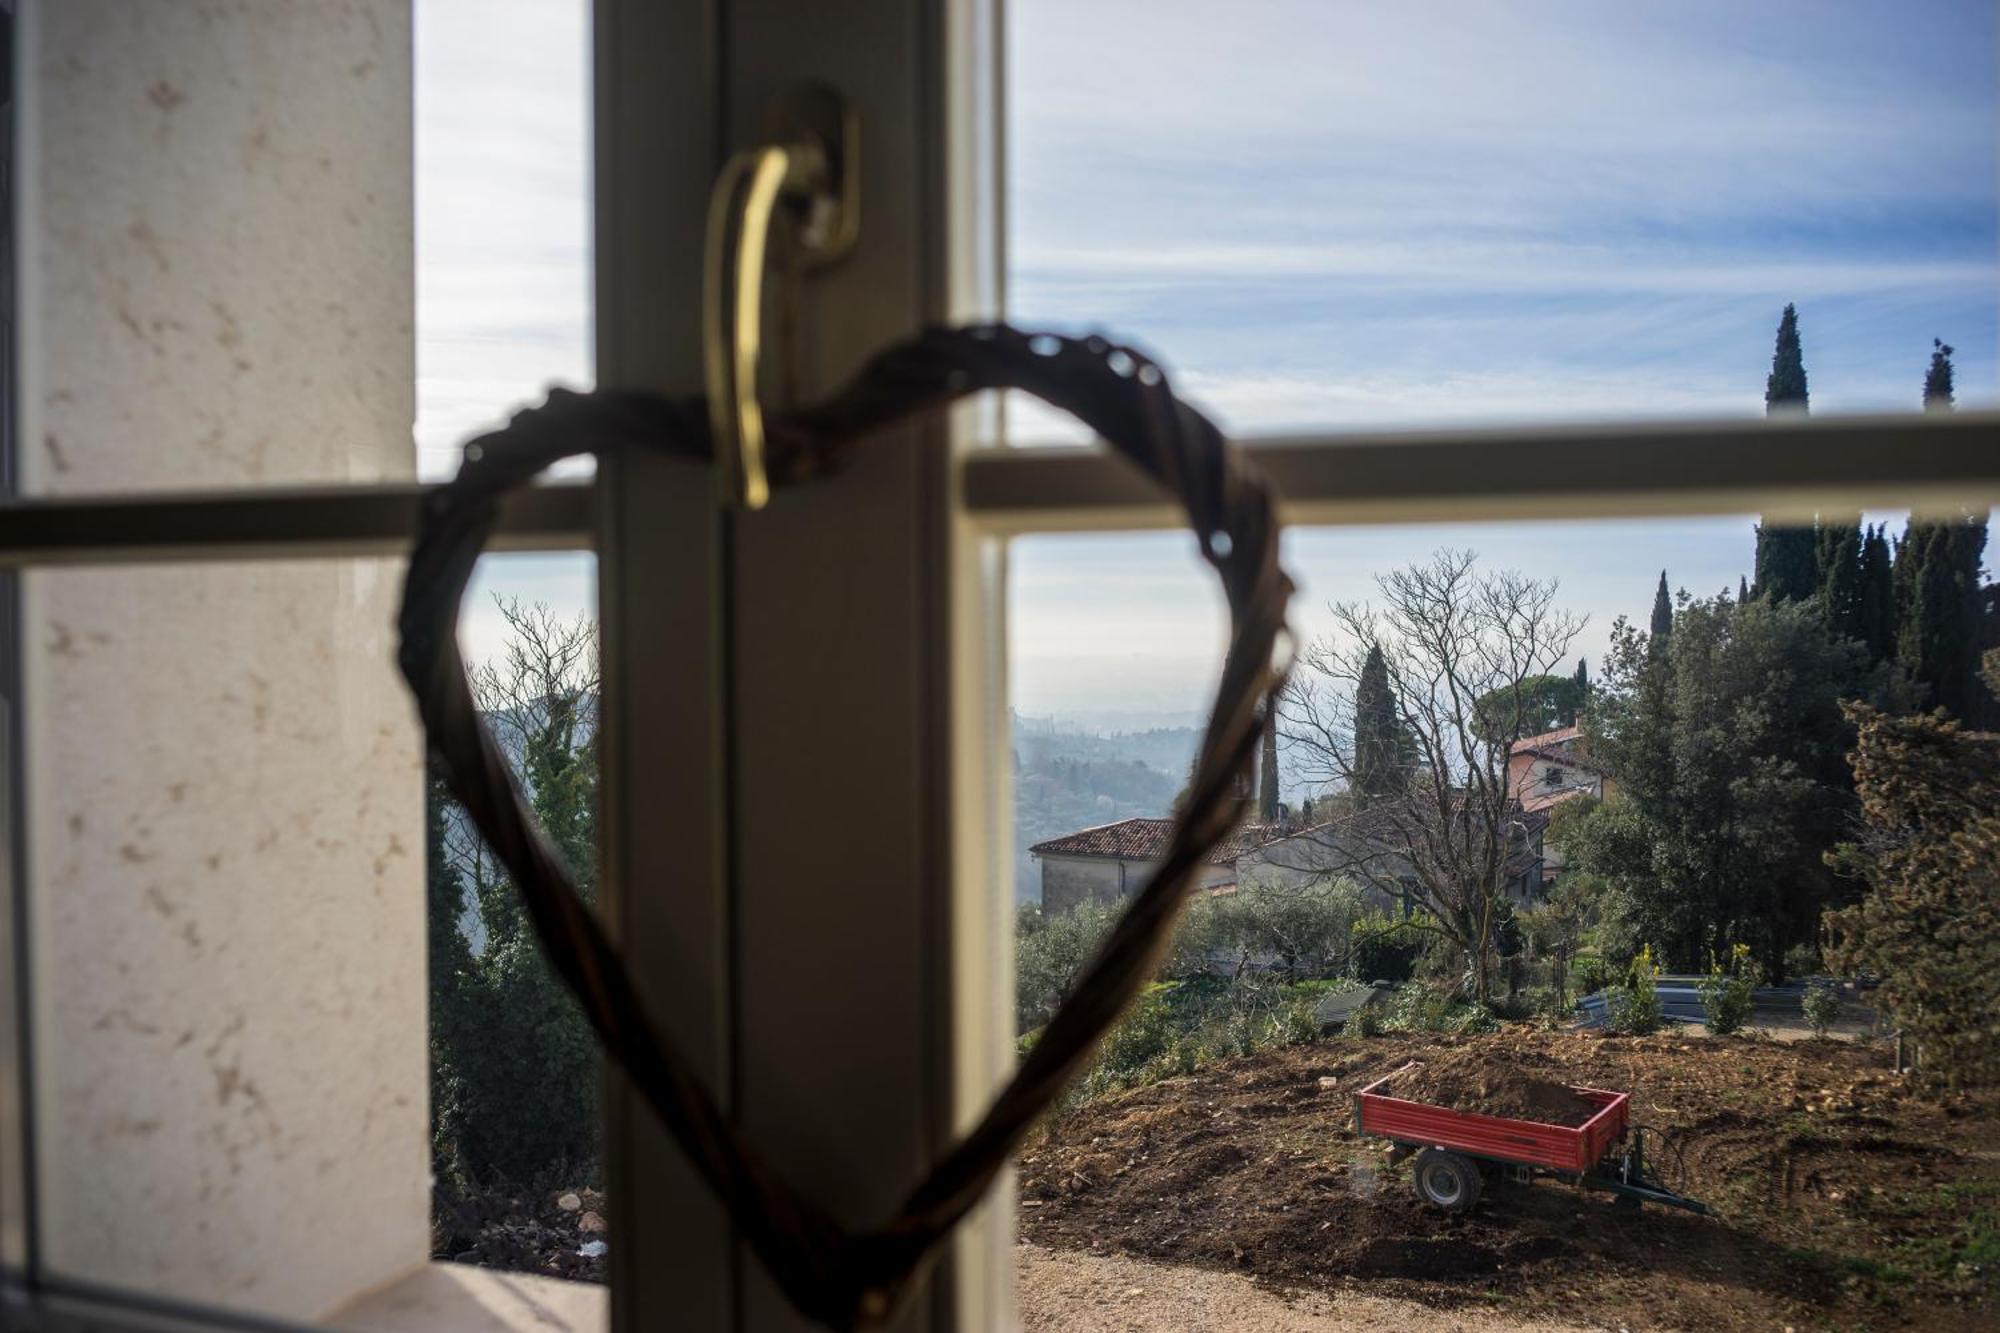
[592,0,735,1329]
[961,410,2000,532]
[0,482,596,568]
[722,1,1001,1330]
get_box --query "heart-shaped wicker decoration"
[398,324,1293,1328]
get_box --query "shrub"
[436,931,601,1185]
[1802,981,1842,1038]
[1445,1003,1500,1035]
[1607,945,1664,1035]
[1275,994,1322,1047]
[1382,982,1451,1032]
[1219,1005,1266,1057]
[1698,942,1761,1036]
[1094,983,1179,1085]
[1782,940,1824,981]
[1573,956,1613,997]
[1376,981,1494,1034]
[1348,910,1430,983]
[1825,700,2000,1088]
[1016,900,1116,1033]
[1521,985,1574,1028]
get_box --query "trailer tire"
[1413,1148,1483,1212]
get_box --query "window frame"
[3,0,1999,1330]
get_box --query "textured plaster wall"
[1040,856,1233,914]
[1038,856,1124,915]
[18,1,427,1319]
[19,1,415,496]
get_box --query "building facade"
[1029,817,1275,913]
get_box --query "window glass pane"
[1010,510,1992,1328]
[1005,2,1998,444]
[20,550,607,1325]
[429,552,609,1293]
[416,0,594,482]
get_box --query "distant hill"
[1011,714,1202,903]
[447,703,1205,912]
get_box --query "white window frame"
[2,1,1998,1330]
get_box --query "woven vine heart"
[397,324,1293,1328]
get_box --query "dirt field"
[1019,1242,1594,1332]
[1018,1029,1997,1331]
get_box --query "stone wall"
[18,2,427,1319]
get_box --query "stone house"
[1029,817,1282,914]
[1505,724,1614,882]
[1505,724,1614,814]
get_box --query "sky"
[416,1,1998,714]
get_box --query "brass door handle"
[703,85,859,510]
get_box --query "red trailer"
[1352,1061,1708,1214]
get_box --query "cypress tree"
[1258,702,1281,824]
[1739,575,1750,603]
[1756,519,1821,604]
[1899,340,1987,716]
[1856,524,1897,665]
[1648,571,1674,658]
[1754,305,1819,602]
[1894,525,1919,637]
[1924,338,1955,409]
[1817,517,1864,643]
[1944,518,1989,715]
[1901,524,1954,712]
[1932,342,1986,712]
[1766,304,1809,410]
[1898,519,1985,718]
[1352,645,1406,805]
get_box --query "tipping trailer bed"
[1352,1061,1709,1215]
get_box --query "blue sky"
[1006,0,1997,724]
[416,1,1996,713]
[1007,0,1997,436]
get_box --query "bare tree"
[443,597,601,943]
[471,596,600,761]
[1275,549,1585,1002]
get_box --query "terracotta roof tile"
[1515,744,1609,773]
[1028,817,1281,867]
[1508,724,1582,755]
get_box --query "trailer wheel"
[1413,1148,1484,1212]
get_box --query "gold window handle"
[703,85,860,510]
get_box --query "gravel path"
[1017,1244,1601,1332]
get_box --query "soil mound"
[1018,1030,1996,1332]
[1383,1049,1599,1126]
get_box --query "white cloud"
[413,1,1994,705]
[416,0,592,479]
[1016,246,1993,300]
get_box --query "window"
[998,7,1995,1328]
[3,3,1994,1333]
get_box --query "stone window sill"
[328,1263,607,1333]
